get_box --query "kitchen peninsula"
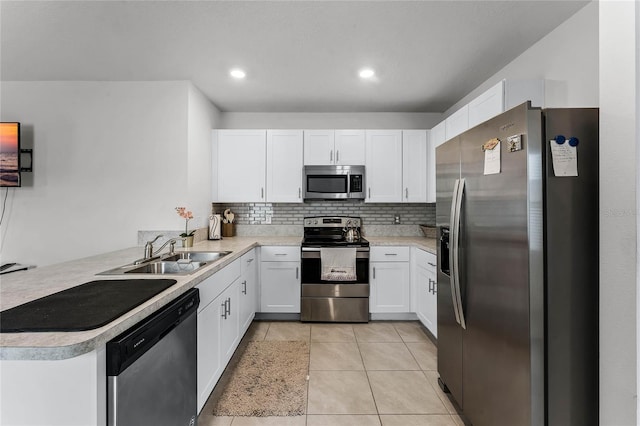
[0,235,435,426]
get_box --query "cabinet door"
[415,264,430,326]
[426,127,438,203]
[216,130,266,202]
[425,264,438,338]
[370,261,410,313]
[304,130,335,165]
[365,130,403,203]
[196,296,222,412]
[468,80,504,128]
[219,279,240,365]
[239,250,258,333]
[260,261,301,313]
[335,130,366,165]
[431,121,447,149]
[445,105,469,140]
[267,130,303,202]
[402,130,428,203]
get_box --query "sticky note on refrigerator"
[550,140,578,176]
[483,141,501,175]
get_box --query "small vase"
[183,235,194,248]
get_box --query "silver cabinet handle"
[247,258,254,263]
[385,253,398,256]
[428,278,433,293]
[427,262,436,267]
[221,301,227,319]
[368,188,371,198]
[373,267,376,279]
[261,187,264,199]
[299,187,301,198]
[336,150,339,163]
[296,267,299,279]
[330,150,333,162]
[242,280,247,295]
[275,253,287,256]
[226,298,231,316]
[405,188,409,199]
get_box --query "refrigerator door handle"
[453,178,467,330]
[449,179,462,326]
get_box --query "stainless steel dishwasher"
[107,288,199,426]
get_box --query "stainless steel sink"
[162,251,231,263]
[98,251,231,275]
[124,261,208,275]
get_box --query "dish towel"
[320,248,357,281]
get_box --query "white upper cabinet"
[303,129,365,165]
[431,121,447,149]
[468,79,545,129]
[445,104,469,140]
[266,130,303,202]
[365,130,403,203]
[427,123,445,203]
[303,130,334,165]
[402,130,428,203]
[468,81,505,128]
[214,130,266,202]
[334,130,366,165]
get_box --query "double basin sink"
[99,251,231,276]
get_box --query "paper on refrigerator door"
[550,140,578,177]
[483,141,501,175]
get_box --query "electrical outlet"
[265,214,272,224]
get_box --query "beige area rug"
[212,340,310,417]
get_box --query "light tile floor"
[198,321,465,426]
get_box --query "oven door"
[300,247,369,322]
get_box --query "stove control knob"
[314,220,318,225]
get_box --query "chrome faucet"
[153,237,186,257]
[134,235,186,265]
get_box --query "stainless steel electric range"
[300,216,369,322]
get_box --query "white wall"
[219,112,442,129]
[444,1,598,117]
[187,82,221,230]
[599,2,638,424]
[0,81,220,267]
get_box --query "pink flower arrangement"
[175,207,195,237]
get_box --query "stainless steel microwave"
[303,165,365,200]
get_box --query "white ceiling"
[0,1,590,113]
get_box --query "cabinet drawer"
[260,246,300,262]
[414,248,437,271]
[196,258,241,311]
[370,246,410,262]
[241,249,257,275]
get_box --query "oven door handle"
[301,247,370,252]
[301,250,370,259]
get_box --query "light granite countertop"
[0,235,435,360]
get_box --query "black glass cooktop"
[0,279,177,333]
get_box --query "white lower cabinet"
[414,248,437,337]
[196,255,254,413]
[370,246,410,313]
[260,246,301,313]
[239,249,258,333]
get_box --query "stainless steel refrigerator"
[436,103,598,426]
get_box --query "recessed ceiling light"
[230,69,246,79]
[359,68,375,79]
